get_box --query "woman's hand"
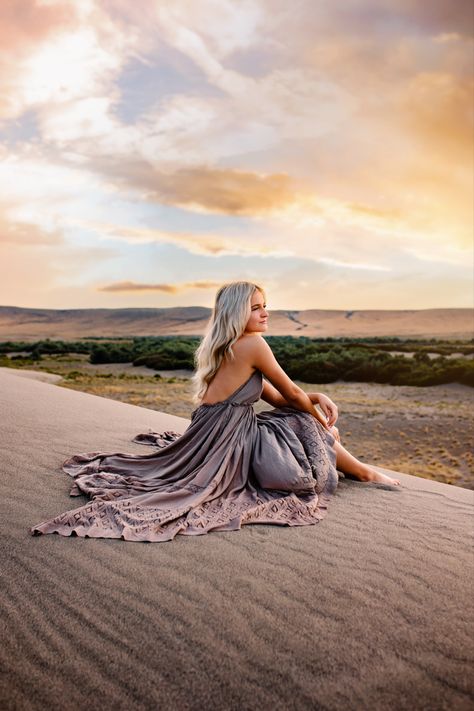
[309,392,339,427]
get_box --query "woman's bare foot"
[332,440,401,486]
[360,465,401,486]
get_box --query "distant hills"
[0,305,472,340]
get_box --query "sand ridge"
[1,369,473,710]
[0,305,472,339]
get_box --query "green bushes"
[133,339,196,369]
[267,337,474,387]
[1,336,472,387]
[90,345,131,364]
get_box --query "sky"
[0,0,473,311]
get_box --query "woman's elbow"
[285,387,307,407]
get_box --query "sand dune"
[1,368,473,710]
[0,305,472,340]
[0,366,63,384]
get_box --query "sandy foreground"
[1,368,473,710]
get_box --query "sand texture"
[1,369,473,710]
[0,305,472,339]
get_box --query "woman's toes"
[364,467,400,486]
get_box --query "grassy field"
[3,353,473,490]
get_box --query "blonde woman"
[31,281,400,542]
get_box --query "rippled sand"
[1,367,473,710]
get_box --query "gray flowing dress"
[31,369,339,542]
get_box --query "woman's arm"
[260,378,293,408]
[249,338,331,430]
[260,371,339,427]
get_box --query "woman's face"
[244,290,268,335]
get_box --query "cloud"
[109,0,265,60]
[98,279,222,293]
[144,7,356,147]
[65,181,471,271]
[0,0,133,122]
[317,257,391,272]
[0,149,113,248]
[262,0,474,42]
[92,160,297,215]
[395,71,474,159]
[71,220,290,256]
[0,0,74,119]
[378,0,473,36]
[38,96,117,143]
[0,0,73,50]
[157,0,264,58]
[0,205,119,309]
[0,210,64,246]
[27,1,355,164]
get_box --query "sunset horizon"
[1,302,473,313]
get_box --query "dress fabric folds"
[31,369,339,542]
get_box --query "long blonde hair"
[190,280,266,404]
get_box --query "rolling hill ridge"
[0,305,472,340]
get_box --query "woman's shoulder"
[234,334,265,349]
[233,334,270,358]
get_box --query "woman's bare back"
[200,335,259,405]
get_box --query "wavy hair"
[190,280,266,405]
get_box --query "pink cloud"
[0,0,73,48]
[98,280,222,293]
[92,159,297,216]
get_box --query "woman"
[31,281,400,542]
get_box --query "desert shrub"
[1,335,472,386]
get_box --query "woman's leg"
[332,436,401,486]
